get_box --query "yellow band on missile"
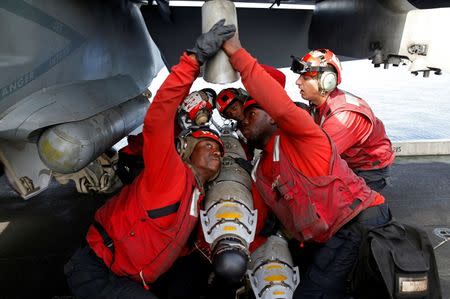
[265,264,283,270]
[223,226,237,231]
[215,212,242,219]
[264,275,287,282]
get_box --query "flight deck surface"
[0,156,449,298]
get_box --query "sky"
[146,58,450,142]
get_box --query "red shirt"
[140,53,200,227]
[230,48,332,178]
[230,49,384,215]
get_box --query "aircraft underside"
[1,0,450,199]
[0,1,449,296]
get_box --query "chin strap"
[186,163,206,195]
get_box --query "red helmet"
[216,88,248,115]
[181,90,215,124]
[191,128,224,155]
[177,127,224,161]
[291,49,342,85]
[242,98,258,111]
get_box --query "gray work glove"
[188,19,236,65]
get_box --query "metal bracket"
[433,228,450,250]
[408,44,428,56]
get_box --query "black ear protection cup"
[236,88,250,101]
[175,136,187,157]
[175,128,192,158]
[319,71,337,92]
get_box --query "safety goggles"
[290,55,334,75]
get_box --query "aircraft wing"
[0,0,164,198]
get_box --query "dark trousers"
[293,204,391,299]
[355,166,392,192]
[64,246,238,299]
[64,246,159,299]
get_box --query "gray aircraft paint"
[0,0,86,102]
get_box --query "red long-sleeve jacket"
[86,53,205,285]
[314,89,394,171]
[229,49,384,242]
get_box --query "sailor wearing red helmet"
[291,49,395,191]
[116,88,218,185]
[64,20,234,299]
[216,87,248,122]
[216,66,287,164]
[216,65,286,123]
[222,31,390,298]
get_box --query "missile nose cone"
[213,247,248,284]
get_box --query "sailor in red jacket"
[64,20,235,299]
[216,65,285,123]
[291,49,395,191]
[116,87,217,185]
[222,35,391,298]
[216,87,249,122]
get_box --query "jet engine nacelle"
[201,132,257,283]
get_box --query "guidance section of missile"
[247,234,300,299]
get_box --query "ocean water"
[335,60,450,142]
[147,59,450,142]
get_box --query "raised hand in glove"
[188,19,236,65]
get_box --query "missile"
[38,95,149,174]
[247,234,300,299]
[202,0,240,84]
[201,129,257,283]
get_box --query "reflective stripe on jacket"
[254,134,378,243]
[319,89,394,171]
[86,168,202,283]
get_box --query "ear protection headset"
[315,51,337,92]
[290,49,341,93]
[175,128,190,159]
[318,70,337,93]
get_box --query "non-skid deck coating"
[0,156,449,298]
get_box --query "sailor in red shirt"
[116,87,217,185]
[216,66,286,164]
[216,65,285,123]
[216,87,249,122]
[291,49,395,191]
[222,34,391,298]
[64,20,235,299]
